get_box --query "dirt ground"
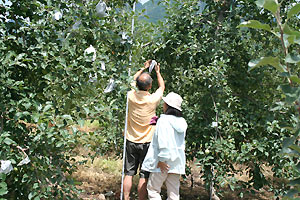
[72,155,276,200]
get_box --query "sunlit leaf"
[62,115,72,121]
[3,138,15,145]
[289,145,300,154]
[255,0,279,14]
[290,75,300,84]
[286,35,300,46]
[238,20,272,32]
[283,24,300,37]
[286,54,300,64]
[0,182,8,195]
[287,3,300,20]
[43,105,52,112]
[280,85,300,104]
[248,57,286,72]
[32,113,39,122]
[78,119,85,127]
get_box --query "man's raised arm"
[155,63,165,93]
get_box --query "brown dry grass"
[72,154,123,199]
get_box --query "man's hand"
[157,161,169,173]
[155,63,160,74]
[144,60,152,69]
[134,60,152,81]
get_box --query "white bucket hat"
[162,92,183,111]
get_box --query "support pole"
[120,92,129,200]
[120,2,136,200]
[209,94,220,200]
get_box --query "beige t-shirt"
[126,89,163,143]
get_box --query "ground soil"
[73,157,276,200]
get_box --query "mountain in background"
[136,0,166,23]
[136,1,207,23]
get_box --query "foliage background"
[0,0,300,199]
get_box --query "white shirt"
[141,114,188,174]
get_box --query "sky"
[139,0,149,4]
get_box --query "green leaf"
[283,24,300,37]
[287,3,300,20]
[83,107,90,115]
[43,105,52,112]
[290,75,300,84]
[78,119,85,127]
[257,146,264,152]
[0,189,8,196]
[248,57,286,72]
[33,183,39,189]
[15,53,26,61]
[280,146,299,156]
[238,20,271,32]
[32,113,40,123]
[286,35,300,46]
[295,128,300,137]
[62,115,72,120]
[28,191,36,200]
[289,144,300,153]
[282,137,294,149]
[280,85,300,104]
[0,182,8,195]
[3,138,15,145]
[255,0,279,14]
[23,102,32,109]
[286,54,300,64]
[56,141,64,148]
[7,35,16,40]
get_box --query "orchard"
[0,0,299,199]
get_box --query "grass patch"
[73,154,122,199]
[86,157,121,175]
[84,120,101,130]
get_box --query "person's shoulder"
[158,114,170,122]
[128,90,137,102]
[128,89,133,94]
[181,117,188,126]
[175,116,187,124]
[164,115,187,126]
[128,89,137,96]
[148,90,163,104]
[177,117,188,130]
[151,87,163,97]
[157,114,171,126]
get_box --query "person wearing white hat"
[141,92,188,200]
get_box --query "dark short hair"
[165,105,183,117]
[136,73,152,91]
